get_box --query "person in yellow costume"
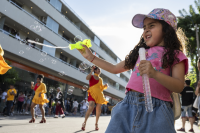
[82,66,108,131]
[4,85,17,116]
[0,45,11,74]
[29,74,49,123]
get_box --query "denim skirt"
[105,91,175,133]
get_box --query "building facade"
[0,0,131,104]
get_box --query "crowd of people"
[0,86,110,118]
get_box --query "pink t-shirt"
[18,95,25,102]
[126,46,188,102]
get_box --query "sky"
[64,0,195,61]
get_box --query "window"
[49,0,62,12]
[12,0,23,8]
[94,36,100,46]
[46,16,59,34]
[115,83,119,90]
[60,54,68,62]
[3,25,10,32]
[116,73,120,77]
[63,34,70,41]
[92,51,99,57]
[117,58,120,63]
[43,40,56,56]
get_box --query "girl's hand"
[104,84,109,87]
[31,81,34,85]
[138,60,157,78]
[77,45,94,61]
[39,93,41,97]
[91,66,94,73]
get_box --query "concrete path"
[0,115,200,133]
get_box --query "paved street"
[0,115,200,133]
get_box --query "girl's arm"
[139,60,185,93]
[154,61,185,93]
[31,85,34,90]
[195,86,199,96]
[86,67,94,80]
[77,45,129,74]
[195,81,200,95]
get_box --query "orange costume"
[32,83,49,105]
[88,73,108,104]
[0,45,11,74]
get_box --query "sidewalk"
[1,114,200,133]
[175,118,200,133]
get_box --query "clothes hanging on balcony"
[0,45,11,74]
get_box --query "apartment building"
[0,0,131,104]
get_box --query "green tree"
[0,60,20,89]
[185,68,197,90]
[178,0,200,81]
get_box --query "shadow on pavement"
[73,130,83,133]
[73,130,97,133]
[0,123,29,127]
[86,130,97,133]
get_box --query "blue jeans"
[66,105,70,112]
[181,105,192,118]
[6,101,13,116]
[105,91,175,133]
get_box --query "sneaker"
[188,129,194,132]
[65,112,69,115]
[54,115,58,118]
[61,114,65,118]
[4,115,7,117]
[177,128,185,132]
[25,112,29,114]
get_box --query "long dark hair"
[124,20,187,70]
[37,74,44,81]
[92,65,100,73]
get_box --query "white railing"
[44,0,129,78]
[60,0,123,61]
[60,0,90,28]
[45,0,121,64]
[1,28,126,92]
[7,0,128,88]
[9,0,72,45]
[0,28,89,75]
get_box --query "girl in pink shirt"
[78,8,188,133]
[17,92,25,114]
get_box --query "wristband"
[91,55,96,62]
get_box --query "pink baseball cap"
[132,8,177,31]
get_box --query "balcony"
[2,0,129,87]
[44,1,125,64]
[0,29,125,98]
[42,0,131,77]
